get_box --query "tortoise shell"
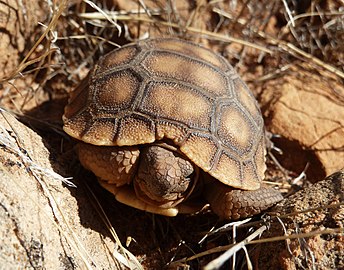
[63,38,266,191]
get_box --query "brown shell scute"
[94,70,142,111]
[116,114,156,146]
[139,82,213,131]
[143,38,231,72]
[63,38,266,190]
[93,45,141,75]
[217,103,255,155]
[140,51,229,97]
[233,77,263,127]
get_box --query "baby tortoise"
[63,38,283,219]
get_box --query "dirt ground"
[0,0,343,269]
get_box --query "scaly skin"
[77,142,283,218]
[134,145,196,207]
[204,179,283,220]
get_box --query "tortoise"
[63,38,283,220]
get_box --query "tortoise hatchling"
[63,38,283,219]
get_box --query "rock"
[0,110,140,269]
[261,65,344,181]
[257,169,344,269]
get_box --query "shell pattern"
[63,38,266,190]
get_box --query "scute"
[95,69,142,111]
[143,38,233,72]
[156,121,188,144]
[63,38,266,190]
[213,151,243,188]
[140,51,228,97]
[139,81,213,130]
[233,78,263,127]
[180,133,218,172]
[241,161,260,189]
[217,103,256,155]
[63,110,91,141]
[253,136,267,181]
[116,114,156,146]
[93,45,140,75]
[80,119,118,145]
[63,76,89,120]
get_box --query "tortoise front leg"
[77,142,192,216]
[204,180,283,220]
[77,142,140,186]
